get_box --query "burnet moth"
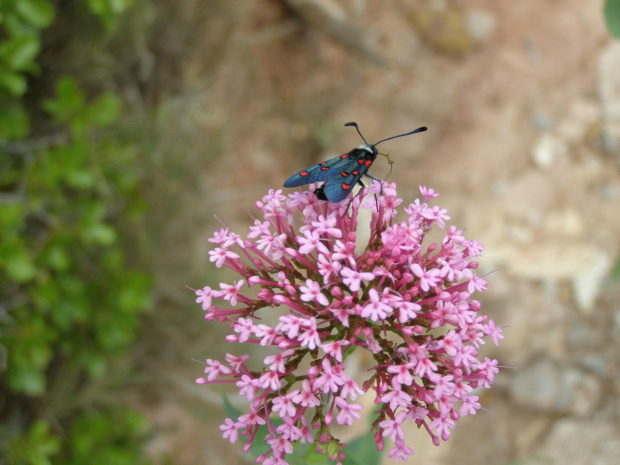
[283,122,427,206]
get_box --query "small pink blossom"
[311,214,343,238]
[411,264,442,292]
[360,288,394,321]
[321,339,349,362]
[208,247,239,268]
[272,393,297,418]
[335,397,363,425]
[204,358,232,381]
[340,267,375,292]
[195,286,214,310]
[220,418,239,443]
[291,380,321,408]
[485,319,505,346]
[299,279,329,306]
[219,279,244,306]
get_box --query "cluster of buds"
[195,182,502,464]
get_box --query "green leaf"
[86,0,133,31]
[80,222,117,245]
[0,238,37,282]
[8,420,61,465]
[0,203,25,230]
[222,393,242,419]
[612,253,620,278]
[15,0,56,29]
[0,69,28,96]
[0,35,41,70]
[117,272,153,312]
[85,93,120,127]
[605,0,620,40]
[7,366,47,395]
[0,98,30,138]
[39,243,71,272]
[342,429,383,465]
[65,168,97,189]
[43,76,85,123]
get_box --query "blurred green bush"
[1,1,152,464]
[605,0,620,40]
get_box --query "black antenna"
[345,122,427,147]
[344,122,370,146]
[374,126,427,146]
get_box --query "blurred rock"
[572,248,611,313]
[531,133,566,169]
[599,42,620,122]
[465,9,496,44]
[509,359,602,415]
[598,41,620,155]
[535,419,620,464]
[409,5,472,55]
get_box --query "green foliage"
[65,408,150,465]
[612,254,620,279]
[1,75,151,394]
[1,1,153,464]
[7,410,151,465]
[86,0,134,31]
[0,0,54,138]
[605,0,620,40]
[222,394,383,464]
[7,420,62,465]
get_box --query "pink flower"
[379,410,407,442]
[220,418,239,443]
[208,247,240,268]
[291,380,321,408]
[360,288,394,321]
[297,230,329,255]
[311,214,343,238]
[485,319,505,346]
[340,267,375,292]
[204,359,232,381]
[195,183,502,464]
[411,264,442,292]
[219,279,244,306]
[321,339,349,362]
[272,393,297,418]
[195,286,214,310]
[335,397,362,425]
[299,279,329,306]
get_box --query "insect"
[283,122,427,205]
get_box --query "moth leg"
[363,174,382,211]
[364,173,384,195]
[342,178,372,217]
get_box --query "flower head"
[195,183,502,463]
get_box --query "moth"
[283,122,427,204]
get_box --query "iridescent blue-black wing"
[283,153,355,188]
[320,157,373,203]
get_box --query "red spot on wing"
[321,166,329,171]
[340,154,350,159]
[352,171,359,175]
[365,160,372,167]
[340,171,349,177]
[320,161,326,165]
[300,171,310,176]
[342,183,351,190]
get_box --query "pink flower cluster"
[195,182,503,464]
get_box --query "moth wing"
[322,164,369,203]
[283,154,350,188]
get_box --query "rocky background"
[137,1,620,464]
